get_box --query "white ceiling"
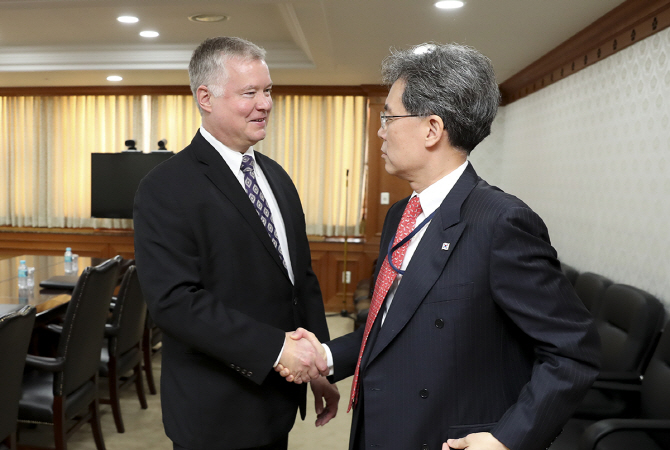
[0,0,627,87]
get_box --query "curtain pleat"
[0,93,366,236]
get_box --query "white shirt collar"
[414,160,469,216]
[200,126,255,175]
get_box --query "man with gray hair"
[134,36,339,450]
[281,42,600,450]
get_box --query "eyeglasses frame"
[380,112,421,129]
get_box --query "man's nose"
[257,95,272,110]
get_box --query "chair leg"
[2,433,16,450]
[133,364,148,409]
[89,398,106,450]
[53,396,67,450]
[142,330,157,395]
[108,358,125,433]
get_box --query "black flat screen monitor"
[91,152,173,219]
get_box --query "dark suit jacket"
[328,163,600,450]
[133,131,329,449]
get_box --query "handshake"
[276,328,327,384]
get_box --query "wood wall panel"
[308,241,375,312]
[0,228,379,313]
[0,228,134,259]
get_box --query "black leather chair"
[551,324,670,450]
[560,261,579,286]
[574,272,613,316]
[17,257,121,450]
[142,313,162,395]
[594,284,664,381]
[0,306,36,450]
[569,284,665,423]
[99,265,148,433]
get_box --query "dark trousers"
[173,435,288,450]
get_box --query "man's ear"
[425,114,446,147]
[196,85,213,113]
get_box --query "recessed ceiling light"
[117,16,139,23]
[140,31,159,38]
[435,1,465,9]
[188,14,228,23]
[107,76,123,82]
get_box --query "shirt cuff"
[273,336,287,368]
[322,343,334,376]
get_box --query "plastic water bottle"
[64,247,73,274]
[18,259,28,288]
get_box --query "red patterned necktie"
[348,195,423,411]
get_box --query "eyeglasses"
[380,112,420,129]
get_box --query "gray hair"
[381,43,500,153]
[188,37,266,107]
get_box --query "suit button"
[420,389,429,399]
[248,371,253,377]
[422,444,429,450]
[293,298,298,305]
[434,318,444,329]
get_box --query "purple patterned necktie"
[240,155,286,267]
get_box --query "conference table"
[0,254,93,322]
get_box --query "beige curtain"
[0,95,142,229]
[149,94,367,236]
[149,95,200,153]
[1,93,367,236]
[257,95,367,236]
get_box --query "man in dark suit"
[133,36,339,450]
[281,43,600,450]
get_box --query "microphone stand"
[341,169,350,317]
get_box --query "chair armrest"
[596,371,642,383]
[579,419,670,450]
[104,323,120,337]
[46,324,63,334]
[25,354,65,372]
[590,380,642,392]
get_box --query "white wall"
[471,27,670,306]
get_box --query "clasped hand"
[277,327,328,384]
[276,328,340,427]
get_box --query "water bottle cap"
[20,260,26,264]
[66,247,72,251]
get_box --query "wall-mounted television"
[91,152,173,219]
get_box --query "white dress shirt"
[200,126,295,284]
[201,126,295,367]
[323,160,469,373]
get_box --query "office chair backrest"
[109,265,147,356]
[596,284,665,373]
[574,272,613,316]
[560,262,579,286]
[640,326,670,447]
[0,306,36,443]
[56,256,121,396]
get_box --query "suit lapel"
[365,164,479,366]
[191,133,290,279]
